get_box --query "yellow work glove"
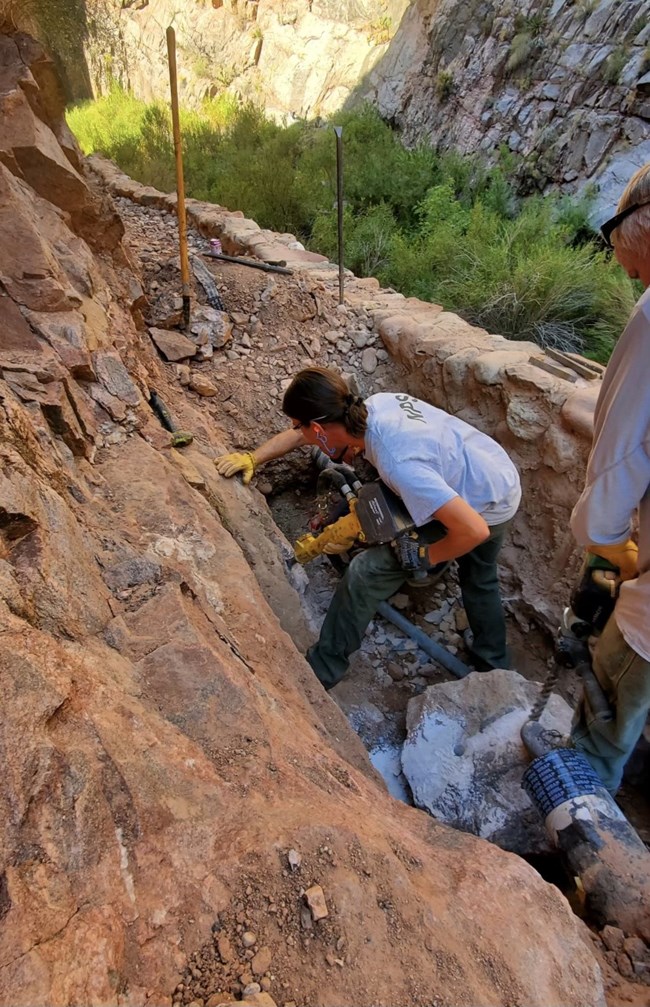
[321,534,358,555]
[588,539,639,582]
[214,451,257,485]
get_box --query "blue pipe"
[377,601,471,679]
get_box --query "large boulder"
[401,669,573,855]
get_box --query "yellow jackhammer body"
[294,499,365,564]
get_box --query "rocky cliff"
[0,29,612,1007]
[362,0,650,218]
[13,0,650,218]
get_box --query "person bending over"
[216,367,521,689]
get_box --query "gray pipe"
[377,601,471,679]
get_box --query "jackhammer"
[294,447,421,564]
[521,554,650,939]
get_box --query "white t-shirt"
[363,393,521,528]
[571,285,650,662]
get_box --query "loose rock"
[361,347,378,374]
[251,946,272,975]
[189,374,218,397]
[287,849,302,872]
[149,327,197,362]
[304,884,328,921]
[217,935,235,964]
[243,983,261,996]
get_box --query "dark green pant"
[307,519,512,689]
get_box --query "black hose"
[310,446,362,492]
[149,388,176,432]
[316,467,354,500]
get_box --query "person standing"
[570,163,650,793]
[215,367,521,689]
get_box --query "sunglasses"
[291,414,330,430]
[600,199,650,249]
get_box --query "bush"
[67,90,637,362]
[377,189,637,360]
[603,47,629,85]
[312,202,398,276]
[436,70,454,100]
[506,32,534,73]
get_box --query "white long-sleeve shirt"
[571,285,650,661]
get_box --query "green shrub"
[506,32,534,73]
[436,70,454,100]
[577,0,598,17]
[603,46,629,85]
[312,203,398,276]
[368,15,392,45]
[378,190,636,360]
[67,84,147,159]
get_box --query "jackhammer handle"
[294,505,363,564]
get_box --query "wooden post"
[166,26,191,329]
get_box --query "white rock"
[401,669,573,856]
[390,593,410,610]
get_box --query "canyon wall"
[12,0,650,218]
[361,0,650,218]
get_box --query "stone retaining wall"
[90,153,603,631]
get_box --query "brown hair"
[282,367,368,437]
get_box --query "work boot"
[462,628,496,672]
[520,721,571,760]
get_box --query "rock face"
[43,0,401,121]
[361,0,650,217]
[0,30,608,1007]
[401,670,574,855]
